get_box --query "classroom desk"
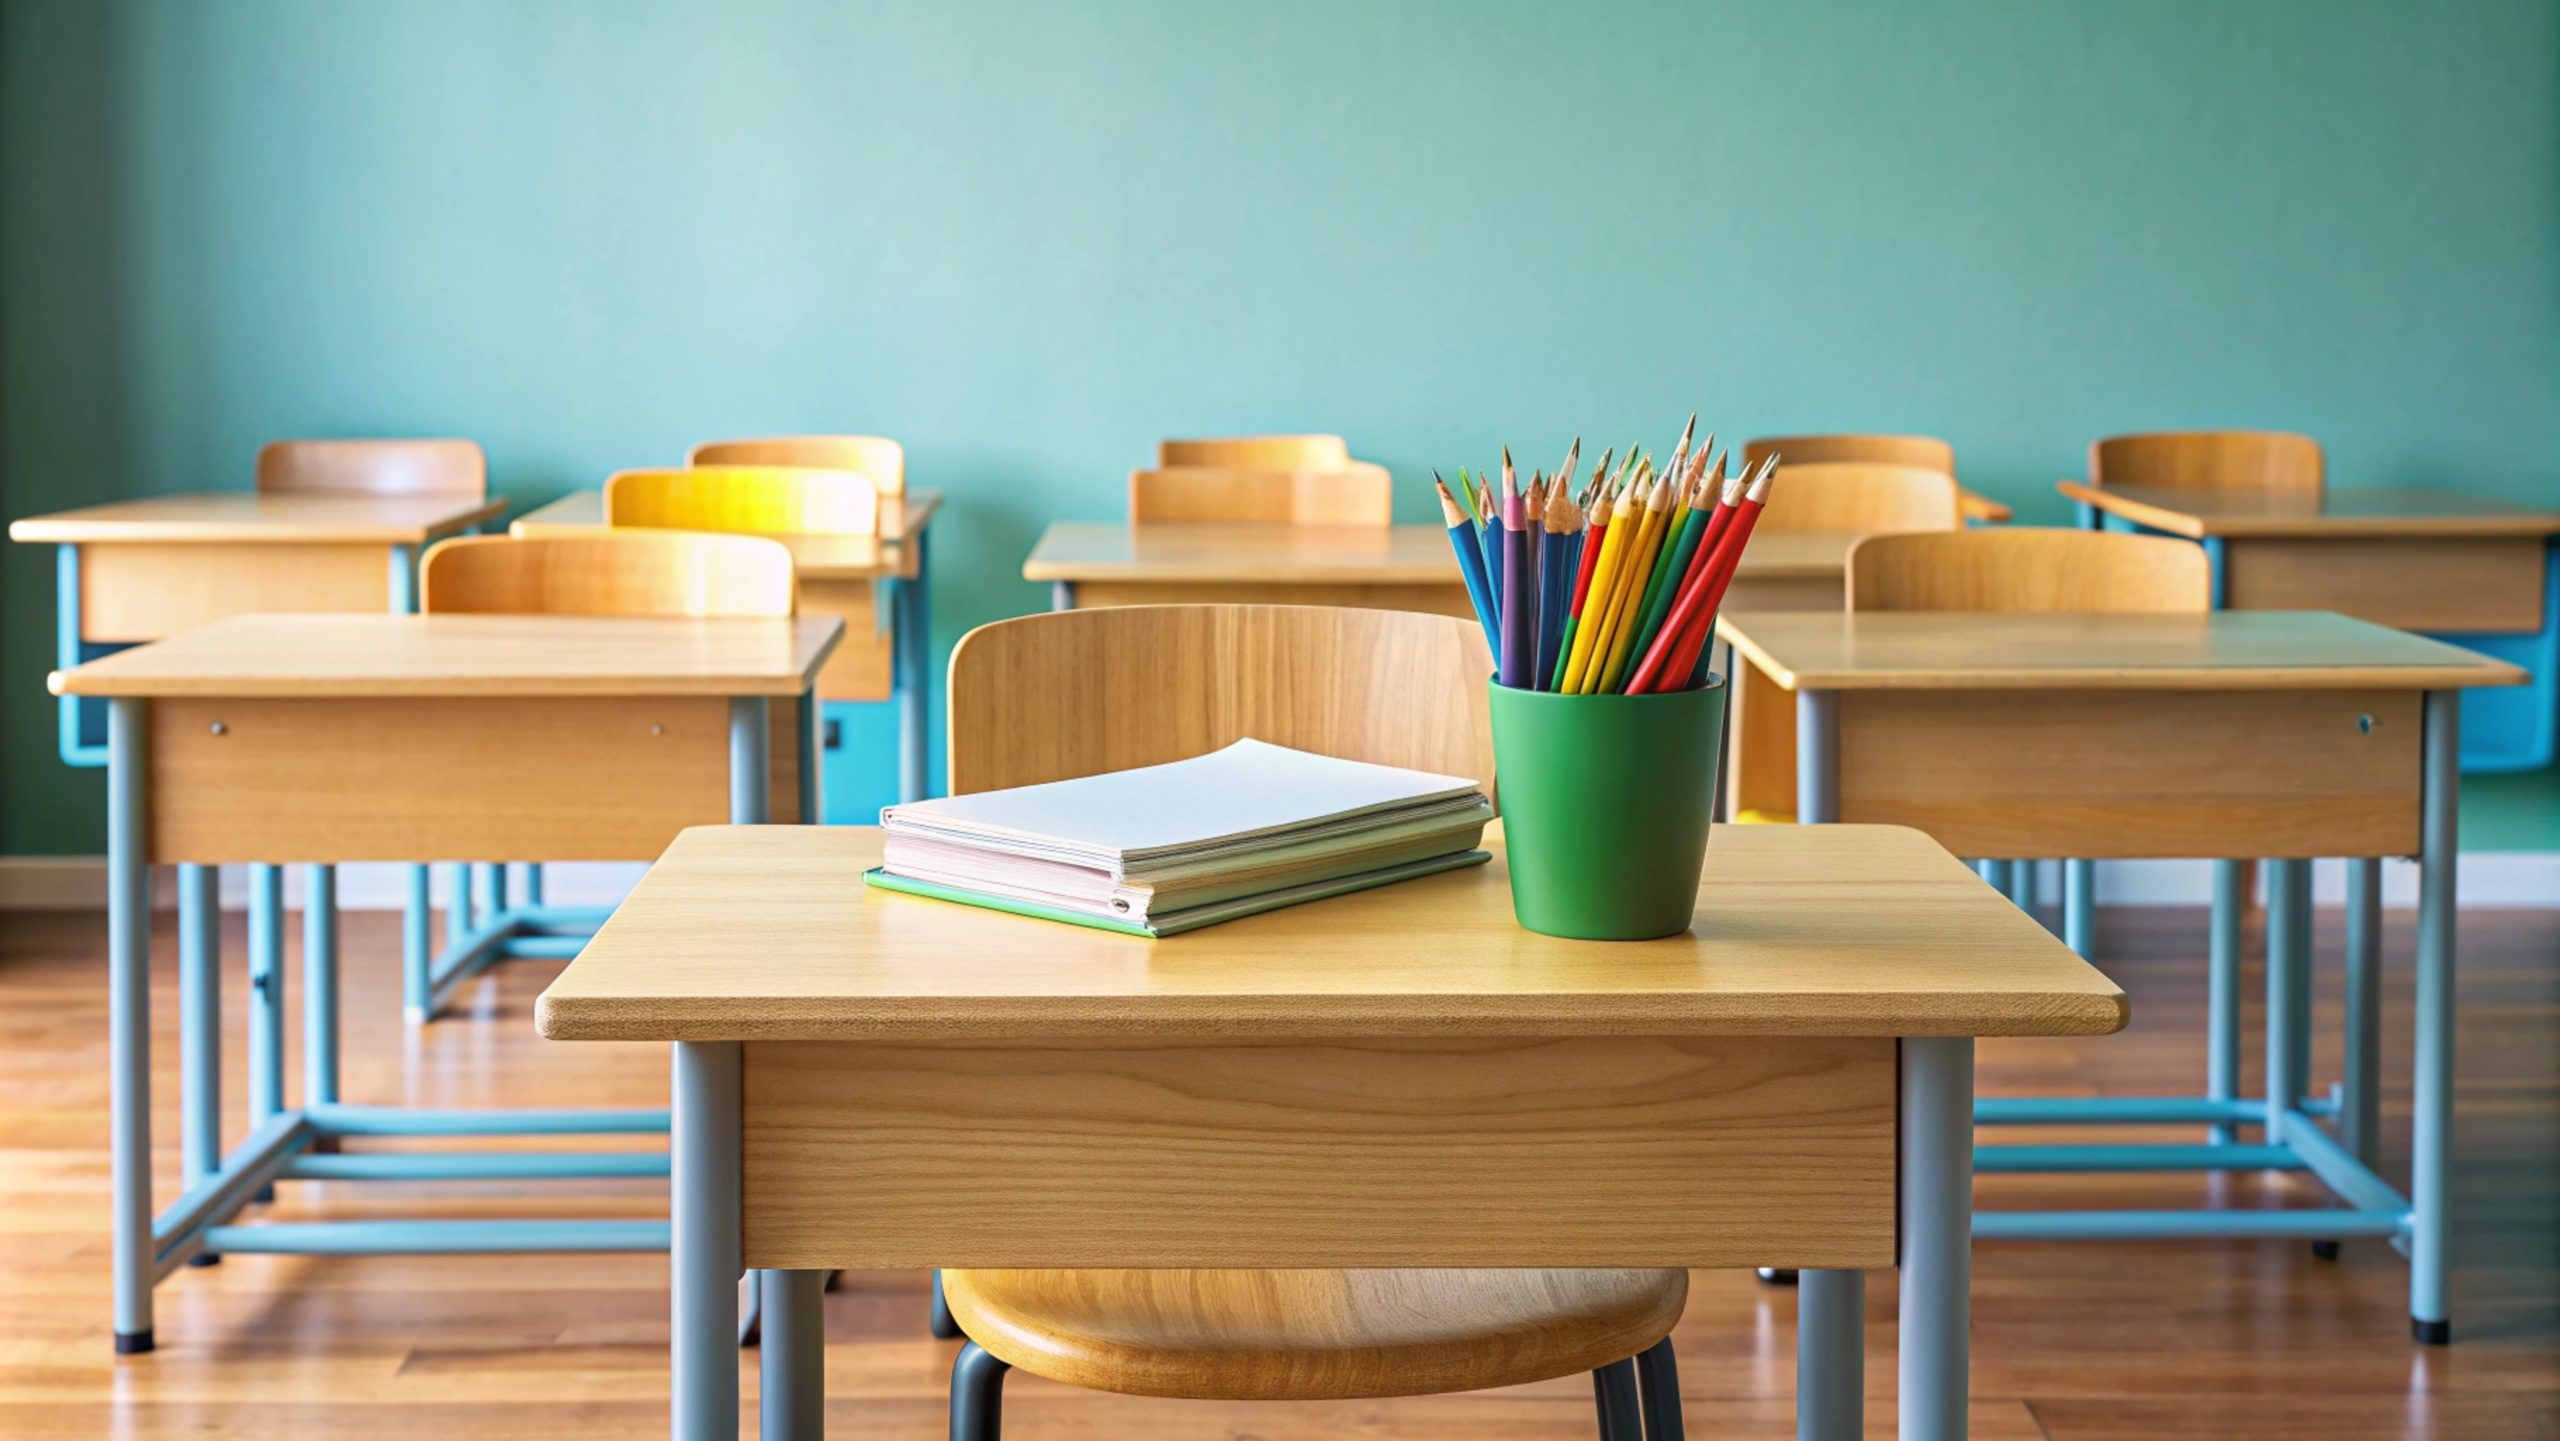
[52,611,839,1355]
[2058,482,2560,771]
[538,821,2122,1441]
[512,489,942,803]
[1716,607,2526,1344]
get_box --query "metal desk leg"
[728,695,774,1355]
[896,531,932,804]
[107,698,155,1354]
[402,862,432,1021]
[1901,1036,1974,1440]
[2206,860,2244,1145]
[796,688,819,825]
[2012,860,2039,921]
[178,863,221,1189]
[247,864,286,1124]
[2342,856,2382,1165]
[2264,860,2306,1136]
[2063,858,2096,957]
[1796,1268,1863,1440]
[2411,691,2458,1344]
[673,1041,743,1440]
[761,1270,825,1441]
[304,865,341,1107]
[1050,580,1075,612]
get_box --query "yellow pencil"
[1593,476,1676,692]
[1558,484,1638,692]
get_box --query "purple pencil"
[1498,468,1532,686]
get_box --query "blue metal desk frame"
[99,685,812,1354]
[1796,684,2462,1344]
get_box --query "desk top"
[50,613,843,699]
[2056,482,2560,539]
[535,822,2125,1043]
[9,491,507,545]
[1717,609,2528,692]
[1023,521,1870,585]
[510,489,941,580]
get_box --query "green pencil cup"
[1487,674,1727,940]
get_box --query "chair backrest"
[1157,435,1351,471]
[687,435,905,494]
[1848,528,2210,613]
[2088,431,2323,493]
[946,605,1494,795]
[1128,461,1395,526]
[1755,463,1962,533]
[256,438,487,497]
[419,533,796,617]
[605,466,880,535]
[1744,434,1953,476]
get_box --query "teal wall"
[6,0,2556,852]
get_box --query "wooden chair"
[419,532,797,617]
[603,466,879,536]
[1128,461,1394,526]
[2088,431,2323,493]
[1848,528,2211,613]
[1756,462,1962,534]
[1744,433,1953,476]
[687,435,905,494]
[256,438,487,497]
[1158,434,1350,471]
[939,604,1685,1441]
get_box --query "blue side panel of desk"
[819,700,904,822]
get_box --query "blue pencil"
[1434,475,1499,651]
[1534,500,1574,689]
[1498,478,1532,687]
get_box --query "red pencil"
[1629,458,1773,692]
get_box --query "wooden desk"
[55,612,840,1357]
[540,821,2121,1440]
[512,490,943,802]
[1717,607,2525,1345]
[2056,482,2560,772]
[1957,489,2011,524]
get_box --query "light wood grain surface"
[1757,462,1961,534]
[256,438,487,498]
[420,533,799,618]
[1848,529,2209,614]
[74,541,397,643]
[2221,535,2549,634]
[535,822,2125,1041]
[2056,482,2560,538]
[508,488,942,567]
[49,613,842,698]
[1160,435,1351,470]
[1024,521,1848,586]
[2087,430,2324,495]
[1717,610,2527,692]
[940,1267,1687,1401]
[688,434,907,494]
[1128,464,1394,526]
[9,491,505,544]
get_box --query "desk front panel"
[143,694,805,862]
[2223,536,2547,634]
[1071,579,1477,619]
[1833,688,2423,859]
[740,1033,1897,1271]
[81,542,393,642]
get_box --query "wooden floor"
[1,897,2554,1439]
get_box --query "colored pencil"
[1630,456,1776,693]
[1619,449,1721,675]
[1558,483,1638,692]
[1592,472,1675,693]
[1550,476,1615,689]
[1533,485,1577,687]
[1434,474,1499,653]
[1497,467,1532,688]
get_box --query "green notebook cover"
[863,849,1491,937]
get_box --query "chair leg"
[1635,1338,1684,1441]
[1592,1357,1643,1441]
[931,1269,961,1338]
[950,1340,1011,1441]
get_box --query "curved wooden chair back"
[687,435,905,494]
[946,605,1493,795]
[1158,435,1350,471]
[1756,462,1962,534]
[1848,528,2210,614]
[1128,461,1394,526]
[605,466,880,536]
[1744,433,1953,476]
[419,533,796,617]
[2089,431,2322,493]
[256,438,487,497]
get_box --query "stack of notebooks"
[864,739,1493,936]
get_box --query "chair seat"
[941,1267,1687,1401]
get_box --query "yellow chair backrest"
[1756,463,1962,533]
[257,438,487,497]
[1158,435,1350,472]
[2089,431,2323,493]
[1128,462,1394,526]
[1848,528,2210,614]
[419,533,797,617]
[946,604,1493,796]
[606,466,880,536]
[1744,433,1953,476]
[688,435,905,495]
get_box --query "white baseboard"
[5,853,2554,912]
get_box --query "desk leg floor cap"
[114,1329,153,1355]
[2413,1318,2450,1346]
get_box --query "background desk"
[540,821,2123,1441]
[1717,606,2525,1343]
[2058,482,2560,771]
[513,489,942,809]
[55,611,839,1354]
